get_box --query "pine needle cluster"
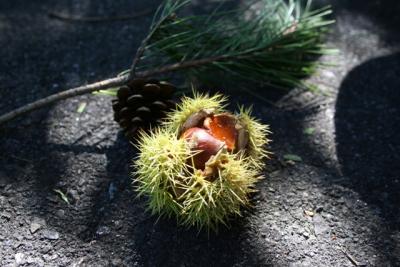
[134,0,335,89]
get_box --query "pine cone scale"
[112,79,177,140]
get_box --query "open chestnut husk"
[134,93,270,230]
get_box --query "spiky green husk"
[134,94,270,230]
[163,91,227,133]
[134,131,261,230]
[134,128,191,216]
[179,153,261,230]
[237,106,272,169]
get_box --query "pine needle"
[133,0,334,90]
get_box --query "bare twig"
[0,53,247,126]
[135,54,233,78]
[340,247,361,266]
[129,12,175,79]
[0,75,128,125]
[129,35,152,79]
[48,8,154,23]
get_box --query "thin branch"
[129,33,152,79]
[0,76,128,126]
[136,54,231,77]
[340,247,361,266]
[48,8,154,23]
[129,3,183,79]
[0,53,255,126]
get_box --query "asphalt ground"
[0,0,399,266]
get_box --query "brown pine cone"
[112,79,177,140]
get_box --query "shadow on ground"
[1,0,400,266]
[335,52,400,230]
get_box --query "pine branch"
[0,55,228,125]
[137,0,334,88]
[0,0,335,126]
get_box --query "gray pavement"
[0,0,399,266]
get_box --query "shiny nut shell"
[178,109,214,137]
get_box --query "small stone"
[30,217,46,234]
[108,182,117,201]
[269,170,281,177]
[13,242,23,249]
[304,210,314,217]
[96,226,110,236]
[26,256,44,265]
[1,211,11,220]
[315,206,323,213]
[55,209,65,218]
[67,189,80,203]
[4,184,12,192]
[111,258,123,266]
[305,250,315,257]
[46,195,59,203]
[301,230,310,239]
[13,233,23,241]
[43,230,60,240]
[0,196,5,205]
[41,244,52,253]
[15,252,26,265]
[113,220,122,230]
[0,178,6,188]
[261,233,267,238]
[43,253,58,262]
[71,257,87,267]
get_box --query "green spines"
[237,106,272,169]
[133,93,270,231]
[163,91,227,133]
[134,128,190,216]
